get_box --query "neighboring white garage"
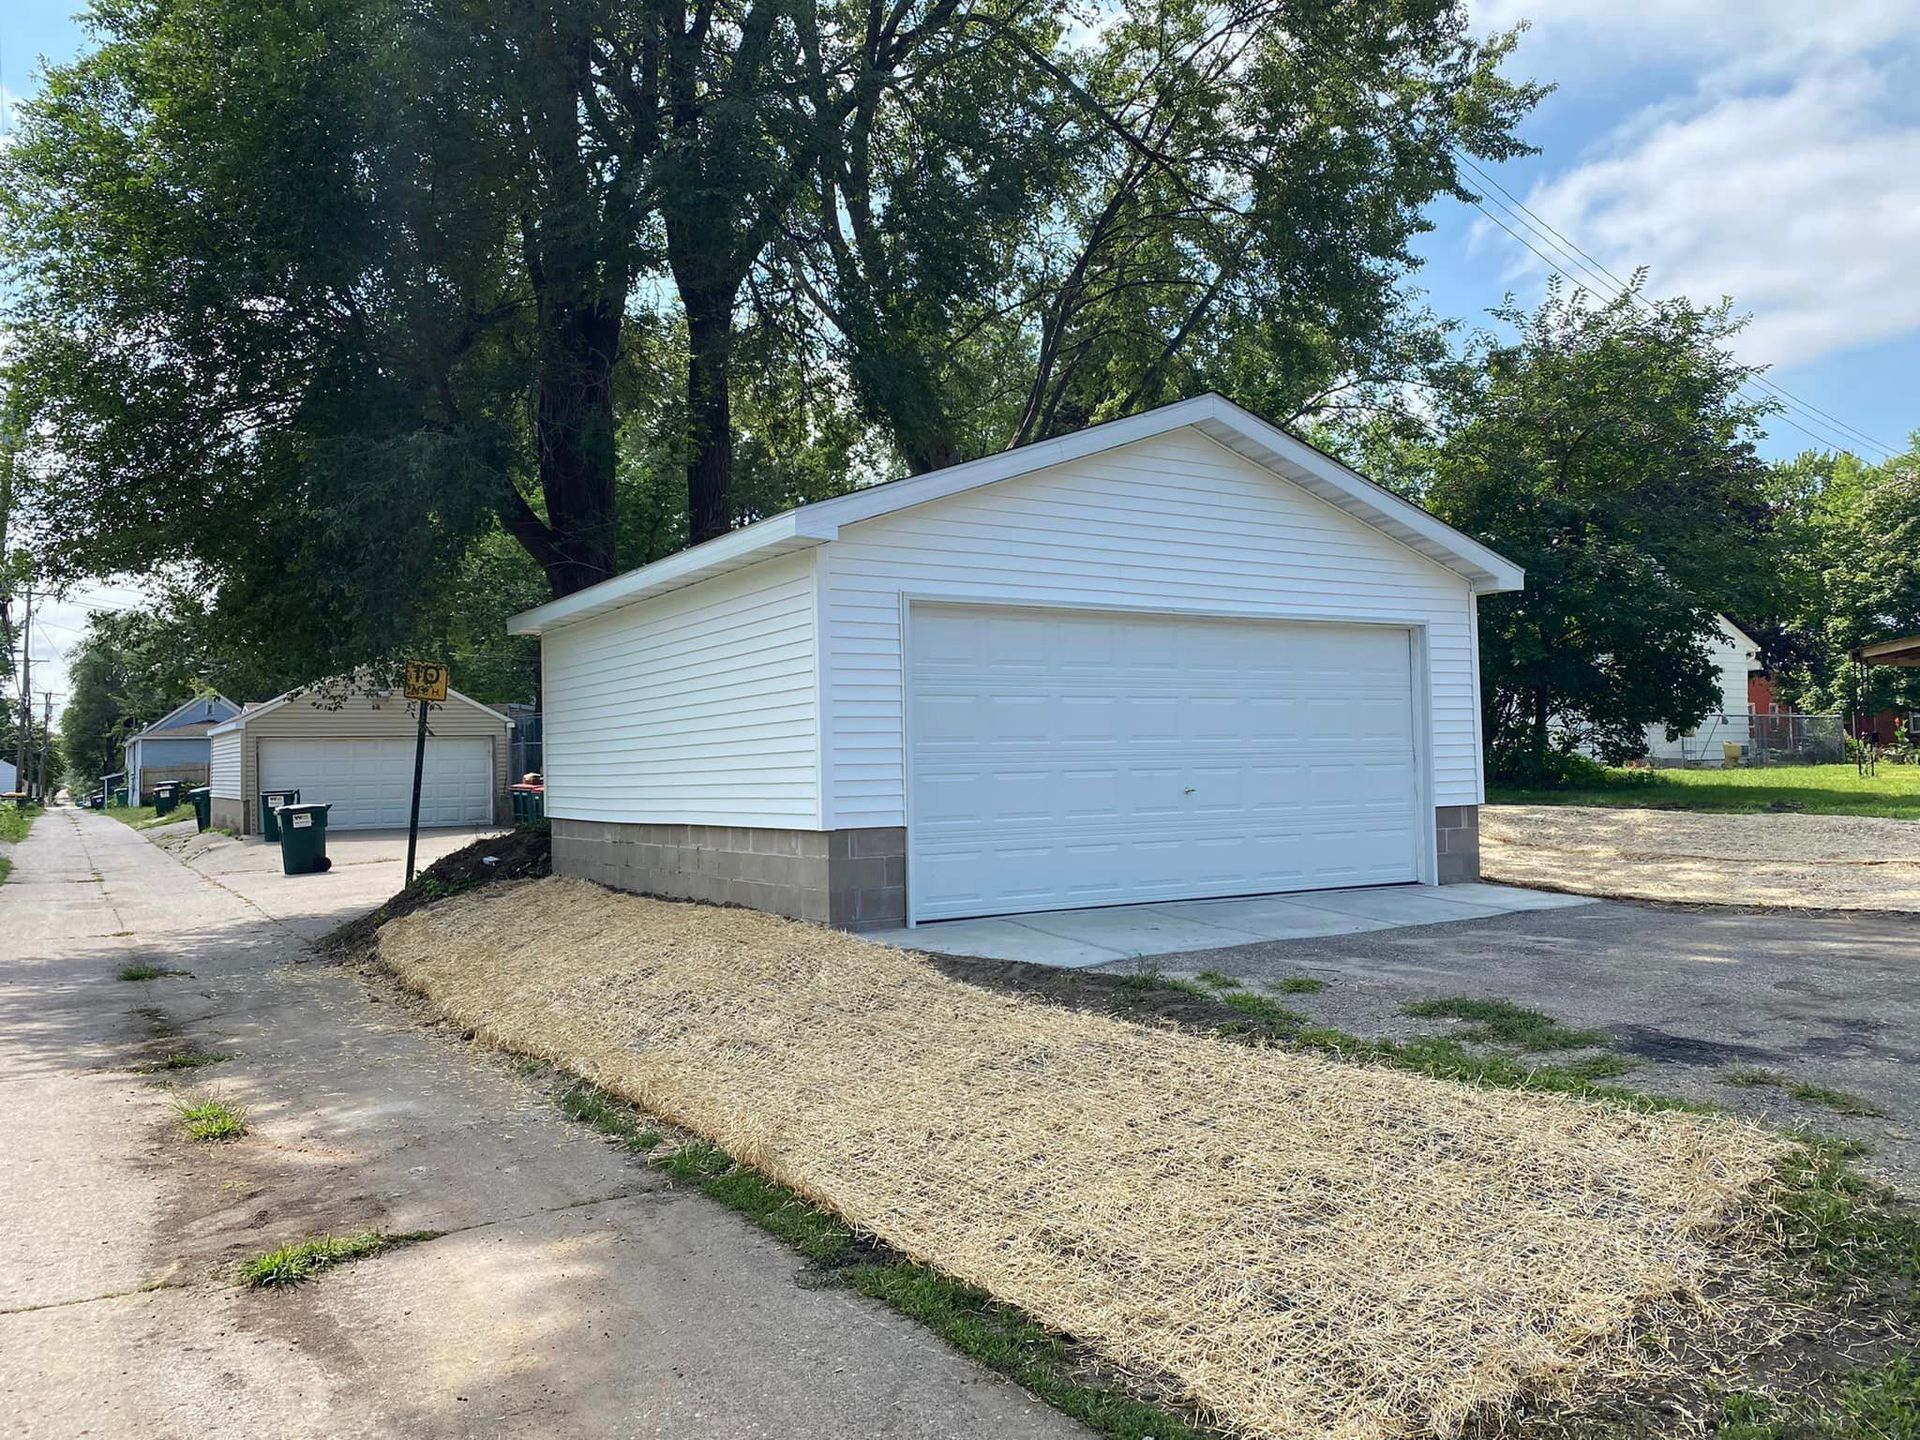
[510,393,1523,930]
[208,683,512,835]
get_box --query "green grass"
[555,1080,663,1153]
[118,963,187,981]
[1716,1359,1920,1440]
[1719,1065,1886,1117]
[1269,974,1326,994]
[238,1229,439,1288]
[1219,991,1307,1027]
[1489,762,1920,820]
[174,1096,248,1141]
[1193,969,1241,989]
[0,857,10,887]
[0,802,37,844]
[139,1048,231,1073]
[1402,996,1610,1051]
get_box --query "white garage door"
[907,605,1421,922]
[259,737,494,831]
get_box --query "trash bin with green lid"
[259,789,301,841]
[153,781,182,816]
[277,802,332,875]
[188,787,211,833]
[112,786,128,807]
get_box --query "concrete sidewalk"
[0,806,1083,1439]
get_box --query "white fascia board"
[508,509,840,635]
[1188,399,1526,594]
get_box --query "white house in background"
[1643,616,1762,767]
[510,394,1524,931]
[0,757,15,794]
[123,693,242,802]
[207,682,512,835]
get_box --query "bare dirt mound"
[321,826,550,958]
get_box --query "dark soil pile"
[321,825,551,959]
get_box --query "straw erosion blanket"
[1483,804,1920,911]
[378,877,1786,1440]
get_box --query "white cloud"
[1464,4,1920,372]
[1475,1,1920,80]
[1517,67,1920,366]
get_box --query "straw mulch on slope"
[1484,805,1920,911]
[378,876,1789,1440]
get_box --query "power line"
[1459,185,1882,457]
[1452,154,1900,459]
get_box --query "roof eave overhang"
[507,510,841,636]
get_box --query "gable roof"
[508,393,1526,637]
[127,693,242,743]
[207,681,511,735]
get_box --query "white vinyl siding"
[823,429,1483,828]
[209,731,242,800]
[541,551,819,826]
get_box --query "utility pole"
[37,690,52,802]
[15,584,31,797]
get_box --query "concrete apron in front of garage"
[866,882,1594,968]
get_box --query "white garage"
[511,393,1522,930]
[207,683,513,836]
[908,606,1420,920]
[259,737,496,831]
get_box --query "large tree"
[1767,441,1920,719]
[1414,282,1781,781]
[2,0,1538,674]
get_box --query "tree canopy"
[1,0,1541,681]
[1401,281,1782,781]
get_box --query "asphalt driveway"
[1121,899,1920,1189]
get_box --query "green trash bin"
[153,782,181,816]
[188,787,211,833]
[277,802,332,875]
[259,789,301,842]
[112,786,128,807]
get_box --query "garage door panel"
[908,606,1420,921]
[259,737,492,831]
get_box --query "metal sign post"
[402,662,449,883]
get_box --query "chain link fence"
[1649,711,1848,768]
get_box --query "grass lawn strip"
[380,876,1792,1440]
[1482,804,1920,911]
[0,803,37,845]
[1488,763,1920,821]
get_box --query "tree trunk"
[530,300,622,597]
[685,291,733,546]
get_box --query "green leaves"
[1415,282,1781,780]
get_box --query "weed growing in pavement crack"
[1720,1065,1886,1118]
[239,1230,441,1288]
[1401,996,1608,1051]
[140,1048,231,1073]
[174,1096,248,1141]
[118,963,189,981]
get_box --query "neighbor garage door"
[258,737,493,831]
[907,605,1420,921]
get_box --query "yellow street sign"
[403,660,449,703]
